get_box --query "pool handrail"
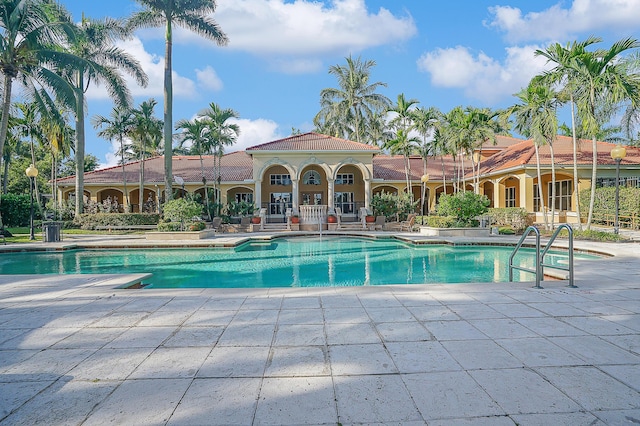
[509,226,542,288]
[540,224,576,288]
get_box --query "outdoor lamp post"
[610,144,627,234]
[420,174,430,222]
[25,164,39,240]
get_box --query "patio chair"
[386,213,417,232]
[372,215,385,231]
[210,217,223,233]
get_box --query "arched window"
[303,170,321,185]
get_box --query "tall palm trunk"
[120,137,129,211]
[75,72,86,216]
[29,136,42,207]
[570,98,582,230]
[139,139,146,211]
[534,144,549,230]
[549,143,557,230]
[163,16,174,202]
[586,135,597,230]
[0,74,12,229]
[404,155,411,197]
[199,153,210,220]
[441,155,446,196]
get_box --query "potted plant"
[327,214,337,224]
[251,216,261,224]
[365,214,375,223]
[291,215,300,224]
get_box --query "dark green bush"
[437,191,490,227]
[0,193,41,227]
[74,213,160,230]
[580,187,640,228]
[488,207,532,232]
[371,191,417,221]
[424,216,456,228]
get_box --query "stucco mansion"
[56,132,640,224]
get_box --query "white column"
[493,180,501,208]
[364,179,371,210]
[291,178,299,212]
[254,179,262,209]
[327,177,335,210]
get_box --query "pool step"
[261,223,289,231]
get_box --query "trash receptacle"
[42,222,62,242]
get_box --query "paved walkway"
[0,234,639,425]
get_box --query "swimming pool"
[0,237,599,288]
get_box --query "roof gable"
[246,132,380,152]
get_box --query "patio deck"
[0,233,639,425]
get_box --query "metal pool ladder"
[508,224,576,289]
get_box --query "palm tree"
[412,106,440,214]
[197,102,240,214]
[175,117,209,216]
[64,15,148,216]
[364,111,392,147]
[93,107,135,211]
[127,0,228,202]
[535,37,602,230]
[0,0,78,228]
[129,99,162,211]
[384,128,420,197]
[506,79,561,230]
[542,38,640,229]
[315,55,390,143]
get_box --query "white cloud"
[85,36,196,100]
[227,118,283,152]
[195,66,224,91]
[417,45,549,104]
[486,0,640,43]
[170,0,416,71]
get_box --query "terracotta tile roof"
[246,132,380,152]
[56,151,253,185]
[373,155,464,181]
[479,136,640,175]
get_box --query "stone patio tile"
[68,347,154,380]
[88,311,149,328]
[603,314,640,332]
[330,343,397,375]
[274,324,325,346]
[325,322,380,345]
[402,371,504,420]
[0,380,55,420]
[470,368,582,415]
[560,315,636,335]
[156,297,206,312]
[430,291,478,305]
[442,340,523,370]
[217,323,276,347]
[510,412,602,425]
[0,349,38,373]
[136,310,194,327]
[2,348,94,380]
[230,309,279,324]
[254,376,337,425]
[281,296,321,309]
[323,307,370,323]
[334,374,422,424]
[52,327,128,349]
[495,337,585,367]
[407,305,460,321]
[526,302,592,317]
[602,334,640,355]
[129,347,210,379]
[1,311,61,329]
[394,292,441,307]
[550,335,640,365]
[386,341,461,373]
[449,304,505,320]
[364,306,417,323]
[1,378,116,425]
[277,308,324,324]
[569,301,634,316]
[358,294,403,308]
[0,328,28,346]
[537,366,640,411]
[487,303,547,318]
[265,346,329,377]
[183,309,236,326]
[167,377,261,425]
[200,297,246,310]
[240,297,283,310]
[599,364,640,392]
[428,417,515,426]
[423,320,487,341]
[594,409,640,425]
[42,310,106,328]
[105,326,176,348]
[117,297,171,312]
[1,326,82,350]
[198,345,270,378]
[469,318,539,339]
[513,317,587,337]
[83,378,191,426]
[320,294,362,308]
[162,325,224,347]
[375,321,433,342]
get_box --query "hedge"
[74,213,161,230]
[0,193,41,227]
[487,207,532,232]
[579,187,640,225]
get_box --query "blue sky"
[62,0,640,167]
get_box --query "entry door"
[302,193,323,205]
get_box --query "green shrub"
[556,228,625,242]
[74,213,160,230]
[437,191,489,227]
[157,221,183,232]
[424,215,456,228]
[188,221,206,231]
[162,198,203,223]
[488,207,532,232]
[371,191,418,221]
[579,187,640,227]
[0,193,41,227]
[498,226,515,235]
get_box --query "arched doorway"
[261,165,293,219]
[130,188,157,213]
[97,189,125,212]
[299,165,328,207]
[334,164,364,215]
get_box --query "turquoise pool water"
[0,237,599,288]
